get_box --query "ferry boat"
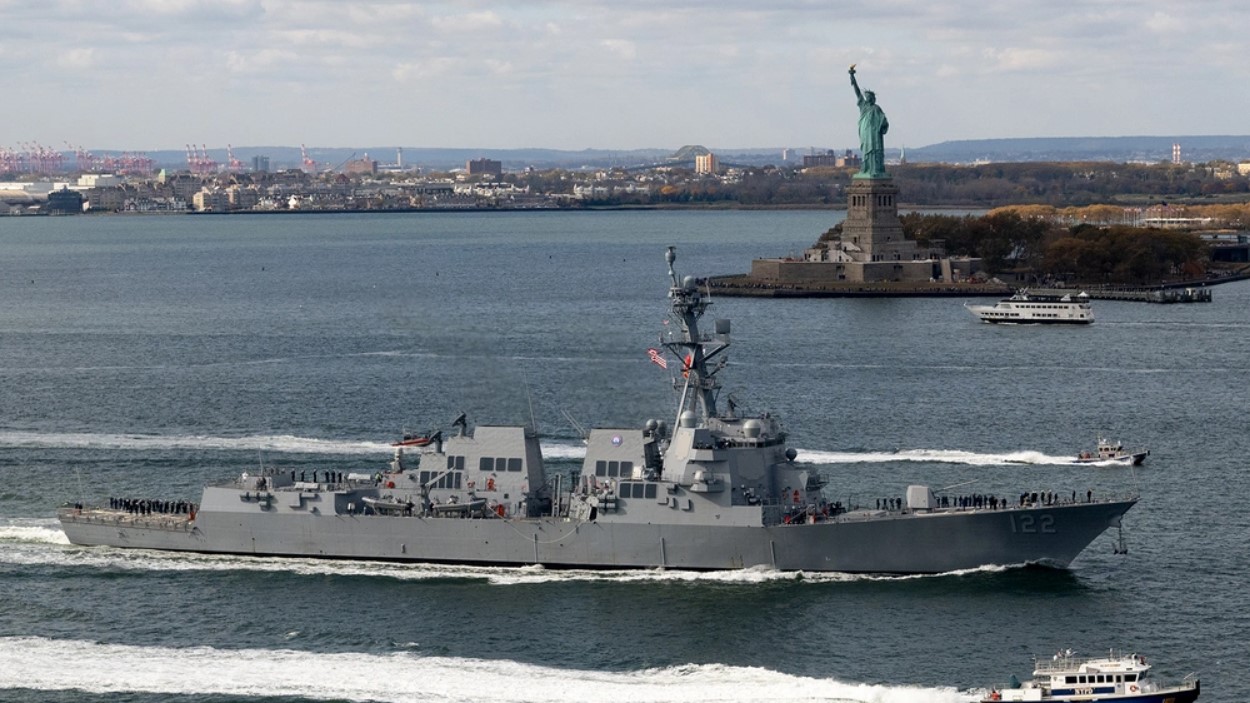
[1075,437,1149,466]
[983,650,1199,703]
[965,290,1093,324]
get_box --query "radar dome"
[743,419,762,438]
[679,411,698,428]
[785,448,797,461]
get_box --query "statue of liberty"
[849,65,888,178]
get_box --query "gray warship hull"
[58,247,1137,574]
[59,494,1134,573]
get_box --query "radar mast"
[662,247,730,425]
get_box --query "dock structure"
[706,274,1011,298]
[1032,287,1212,304]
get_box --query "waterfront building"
[44,187,84,214]
[84,186,126,212]
[466,158,502,177]
[192,188,231,212]
[78,174,121,188]
[342,155,378,176]
[226,184,260,210]
[802,150,860,169]
[694,153,719,175]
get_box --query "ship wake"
[0,635,977,703]
[2,430,1100,466]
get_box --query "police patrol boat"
[966,290,1093,324]
[58,247,1137,573]
[1076,436,1149,466]
[982,649,1199,703]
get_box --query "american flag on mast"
[647,348,668,369]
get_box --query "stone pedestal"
[842,178,904,262]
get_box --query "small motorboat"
[1075,436,1148,466]
[392,430,440,448]
[361,495,414,514]
[430,497,488,517]
[982,649,1198,702]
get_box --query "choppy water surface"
[1,211,1246,702]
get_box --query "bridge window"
[592,460,634,477]
[422,470,463,489]
[446,455,464,471]
[479,456,521,472]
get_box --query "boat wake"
[0,518,70,545]
[0,522,1016,585]
[794,448,1087,467]
[0,636,976,702]
[0,430,394,455]
[0,430,589,458]
[1,430,1095,466]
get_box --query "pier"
[1031,286,1213,304]
[706,274,1011,298]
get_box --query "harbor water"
[1,210,1246,702]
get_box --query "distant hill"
[906,135,1250,164]
[102,146,802,173]
[133,146,681,173]
[93,137,1250,174]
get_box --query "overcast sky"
[2,0,1247,152]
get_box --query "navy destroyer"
[59,247,1136,573]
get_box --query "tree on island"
[898,212,1211,284]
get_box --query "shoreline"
[3,202,1000,217]
[706,268,1250,300]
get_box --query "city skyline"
[2,1,1248,152]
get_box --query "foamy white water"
[793,448,1085,467]
[0,430,393,454]
[2,430,1099,467]
[0,636,976,702]
[0,518,70,545]
[0,430,592,459]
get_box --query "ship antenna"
[524,375,539,436]
[73,464,87,507]
[661,246,728,423]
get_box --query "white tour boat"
[966,290,1093,324]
